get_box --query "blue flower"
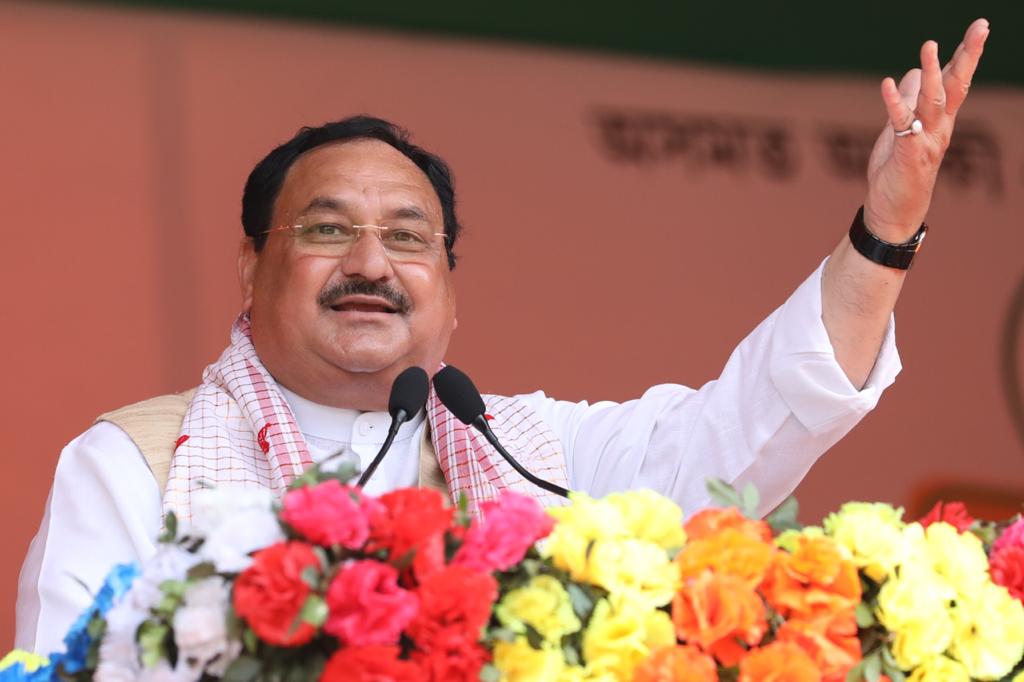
[57,563,141,674]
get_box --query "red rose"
[412,631,490,682]
[991,545,1024,603]
[233,541,321,646]
[281,480,378,549]
[325,560,419,646]
[919,500,974,532]
[408,565,497,647]
[367,489,453,581]
[453,492,553,573]
[319,645,420,682]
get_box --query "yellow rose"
[922,522,989,596]
[907,656,970,682]
[583,599,665,679]
[775,526,825,553]
[0,650,49,673]
[546,493,627,580]
[495,575,581,644]
[586,539,681,610]
[876,562,956,669]
[605,490,686,550]
[949,581,1024,681]
[493,637,566,681]
[1013,672,1024,682]
[823,502,905,582]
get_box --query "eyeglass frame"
[261,216,450,260]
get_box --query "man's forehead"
[274,138,441,223]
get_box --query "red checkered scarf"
[164,316,569,520]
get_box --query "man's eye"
[388,229,426,243]
[313,223,343,235]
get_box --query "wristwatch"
[848,206,928,270]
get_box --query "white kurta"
[15,261,900,655]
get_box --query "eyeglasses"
[265,214,448,261]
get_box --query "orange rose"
[739,641,822,682]
[776,611,860,682]
[676,528,775,588]
[673,571,768,666]
[761,536,860,618]
[685,508,772,543]
[634,644,719,682]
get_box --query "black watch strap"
[848,206,928,270]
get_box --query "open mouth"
[329,297,400,314]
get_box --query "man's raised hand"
[862,18,990,243]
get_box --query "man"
[16,19,988,655]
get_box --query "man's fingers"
[897,68,921,106]
[882,76,914,133]
[916,41,946,122]
[943,18,989,115]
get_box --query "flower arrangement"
[2,465,1022,682]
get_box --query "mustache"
[317,279,412,314]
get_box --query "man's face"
[239,138,456,410]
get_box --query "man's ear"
[238,237,258,313]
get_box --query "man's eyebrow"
[388,205,430,221]
[301,196,345,214]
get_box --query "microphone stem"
[357,411,406,488]
[475,418,570,498]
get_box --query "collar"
[278,384,425,445]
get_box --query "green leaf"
[223,655,263,682]
[488,626,518,643]
[855,602,876,628]
[479,663,501,682]
[566,583,596,622]
[242,627,259,654]
[159,512,178,543]
[186,562,217,580]
[882,662,906,682]
[864,651,882,682]
[138,621,170,669]
[845,661,864,682]
[299,594,328,627]
[706,478,743,509]
[300,565,320,589]
[741,482,760,518]
[765,496,801,533]
[562,643,580,667]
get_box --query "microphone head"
[388,366,430,419]
[432,365,486,425]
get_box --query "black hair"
[241,115,460,269]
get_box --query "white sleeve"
[15,421,163,655]
[518,259,901,517]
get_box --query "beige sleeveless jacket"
[95,390,449,498]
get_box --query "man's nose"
[339,230,395,281]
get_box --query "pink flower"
[453,492,553,573]
[325,560,419,646]
[919,500,974,532]
[280,480,376,549]
[993,518,1024,554]
[991,545,1024,603]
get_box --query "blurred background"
[2,0,1022,649]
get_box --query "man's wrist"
[848,206,928,271]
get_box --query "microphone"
[357,366,430,488]
[432,365,570,498]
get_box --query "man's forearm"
[821,233,907,390]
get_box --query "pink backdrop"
[2,2,1022,649]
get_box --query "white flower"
[128,545,202,611]
[188,487,283,573]
[172,577,241,677]
[95,598,146,681]
[137,660,200,682]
